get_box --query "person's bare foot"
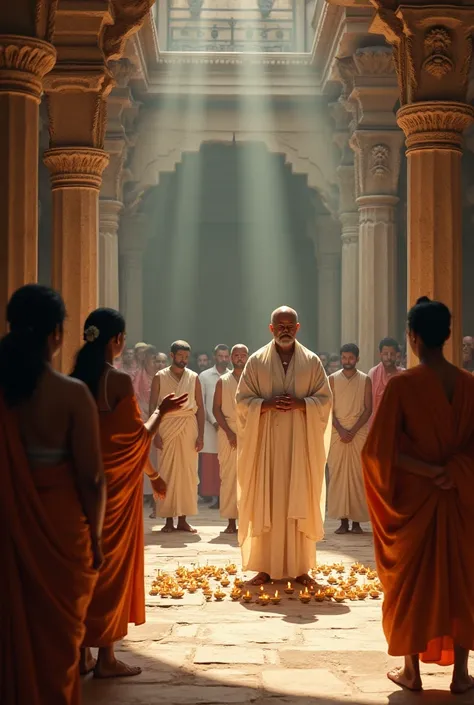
[149,509,156,519]
[161,520,175,533]
[296,573,321,589]
[223,520,237,534]
[79,648,96,676]
[387,667,422,692]
[451,674,474,694]
[247,572,271,586]
[335,519,349,535]
[351,522,364,534]
[176,520,197,533]
[94,659,142,679]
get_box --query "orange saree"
[362,366,474,666]
[83,395,151,646]
[0,395,97,705]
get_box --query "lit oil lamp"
[334,590,346,603]
[284,581,295,595]
[214,589,226,601]
[234,578,244,589]
[149,588,158,596]
[270,590,281,605]
[314,589,325,602]
[230,589,242,601]
[299,588,312,604]
[226,563,238,575]
[327,576,338,585]
[242,590,253,603]
[370,590,381,600]
[188,582,198,593]
[358,566,368,575]
[171,588,184,599]
[324,587,336,599]
[357,591,368,601]
[259,593,270,606]
[220,577,230,588]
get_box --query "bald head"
[271,306,298,325]
[269,306,300,350]
[231,343,249,370]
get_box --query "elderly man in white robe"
[236,306,332,587]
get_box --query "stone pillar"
[370,6,474,366]
[340,211,360,344]
[339,46,404,370]
[119,213,147,344]
[0,35,56,332]
[316,253,341,353]
[43,149,109,372]
[99,199,122,309]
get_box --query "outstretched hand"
[151,475,166,500]
[159,393,188,416]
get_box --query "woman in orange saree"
[362,297,474,694]
[71,308,186,679]
[0,285,106,705]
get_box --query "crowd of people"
[2,286,474,704]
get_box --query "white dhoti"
[236,341,332,580]
[155,367,199,518]
[327,369,369,523]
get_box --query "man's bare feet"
[335,519,349,535]
[387,667,422,692]
[94,659,142,679]
[79,647,96,676]
[296,574,320,589]
[351,522,364,534]
[161,519,175,533]
[451,674,474,694]
[149,509,156,519]
[176,519,197,533]
[223,520,237,534]
[247,572,271,586]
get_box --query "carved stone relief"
[422,27,453,79]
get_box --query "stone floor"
[82,508,474,705]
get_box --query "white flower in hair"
[84,325,100,343]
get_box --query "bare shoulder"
[51,370,96,411]
[109,367,134,395]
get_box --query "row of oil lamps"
[148,561,382,603]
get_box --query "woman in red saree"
[0,284,106,705]
[71,308,186,679]
[362,297,474,694]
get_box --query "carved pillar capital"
[370,6,474,106]
[43,147,109,190]
[99,198,123,234]
[0,34,56,100]
[397,101,474,152]
[350,130,404,198]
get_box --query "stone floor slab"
[262,668,352,697]
[194,646,265,665]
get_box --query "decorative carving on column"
[103,0,155,62]
[370,3,474,366]
[0,35,56,99]
[43,148,109,189]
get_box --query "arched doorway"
[143,141,330,354]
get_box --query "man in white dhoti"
[149,341,205,533]
[327,343,372,534]
[213,344,249,535]
[236,307,332,587]
[199,345,230,507]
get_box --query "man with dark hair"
[196,352,211,373]
[199,344,231,508]
[327,353,342,375]
[327,343,372,534]
[368,337,401,420]
[149,340,205,533]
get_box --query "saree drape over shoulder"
[84,395,151,647]
[236,341,332,579]
[0,395,97,705]
[362,366,474,666]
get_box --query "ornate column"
[119,212,148,344]
[371,7,474,366]
[314,216,342,352]
[339,46,404,370]
[0,34,56,332]
[331,100,360,346]
[99,199,122,309]
[99,58,137,310]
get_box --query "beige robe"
[156,367,198,518]
[236,340,332,579]
[327,369,369,522]
[217,371,238,519]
